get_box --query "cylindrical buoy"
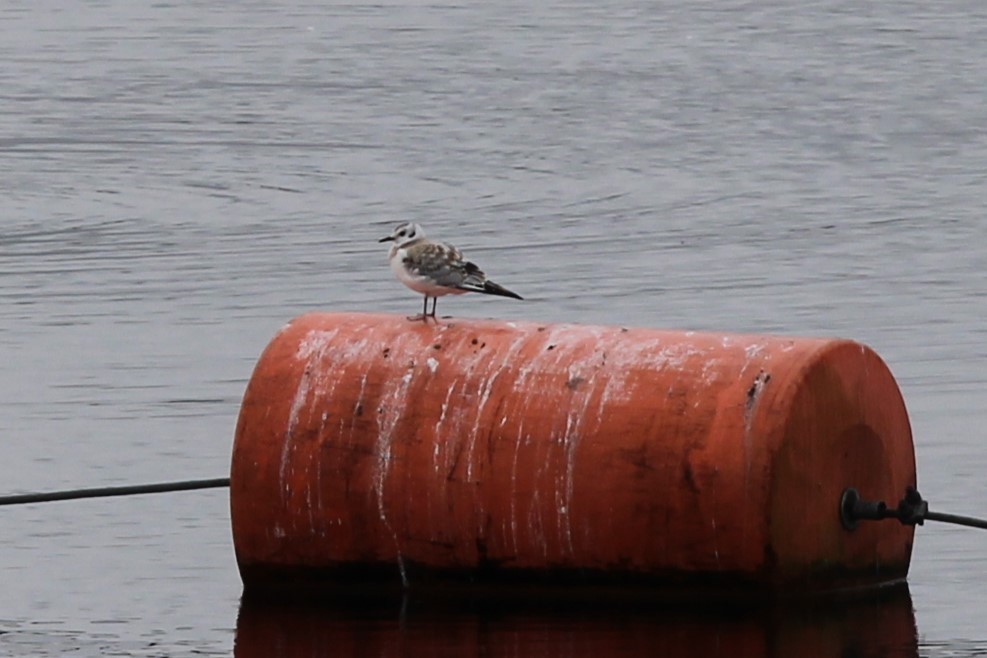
[230,313,915,596]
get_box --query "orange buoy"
[230,313,915,596]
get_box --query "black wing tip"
[482,281,524,300]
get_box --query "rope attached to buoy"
[0,478,230,506]
[0,479,983,536]
[840,486,987,531]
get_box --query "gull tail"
[480,280,523,300]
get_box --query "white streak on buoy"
[374,357,416,587]
[280,328,340,496]
[349,373,369,438]
[465,333,528,483]
[510,421,525,555]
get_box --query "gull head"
[378,222,425,248]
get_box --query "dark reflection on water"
[234,585,917,658]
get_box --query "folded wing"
[408,242,522,299]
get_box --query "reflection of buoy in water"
[230,312,915,595]
[232,584,918,658]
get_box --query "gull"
[379,222,523,320]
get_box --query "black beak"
[378,235,395,243]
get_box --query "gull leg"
[407,295,430,322]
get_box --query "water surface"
[2,0,987,655]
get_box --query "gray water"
[1,0,986,655]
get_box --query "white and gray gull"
[379,222,523,320]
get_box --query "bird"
[378,222,523,320]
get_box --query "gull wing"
[405,241,488,290]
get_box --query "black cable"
[6,478,987,533]
[0,477,230,506]
[925,510,987,531]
